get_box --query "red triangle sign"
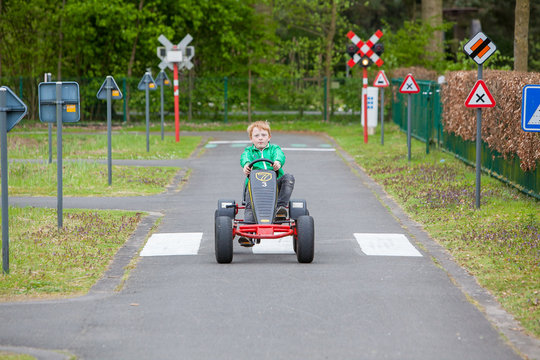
[399,74,420,93]
[465,80,495,108]
[373,70,389,87]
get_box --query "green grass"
[6,162,180,196]
[0,207,142,301]
[0,352,36,360]
[7,132,202,160]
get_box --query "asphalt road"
[1,131,538,360]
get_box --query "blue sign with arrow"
[522,85,540,132]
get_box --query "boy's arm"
[240,148,251,167]
[273,145,286,167]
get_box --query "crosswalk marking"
[251,236,295,254]
[204,140,335,151]
[140,232,203,256]
[354,233,422,257]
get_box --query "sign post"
[39,81,80,228]
[346,30,384,144]
[97,76,123,185]
[158,34,195,142]
[399,74,420,161]
[463,31,497,209]
[373,70,389,145]
[155,70,171,140]
[0,86,27,274]
[138,72,157,152]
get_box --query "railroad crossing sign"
[465,80,495,108]
[463,32,497,65]
[521,85,540,132]
[346,30,384,68]
[399,74,420,94]
[373,70,389,87]
[0,86,27,132]
[158,34,195,70]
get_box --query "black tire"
[215,215,233,263]
[295,215,314,263]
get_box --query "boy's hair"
[247,121,271,138]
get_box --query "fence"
[0,75,376,123]
[391,78,539,199]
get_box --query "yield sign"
[465,80,495,108]
[373,70,389,87]
[399,74,420,93]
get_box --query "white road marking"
[140,232,203,256]
[281,148,335,152]
[354,233,422,257]
[252,236,296,254]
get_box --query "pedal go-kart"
[214,158,314,264]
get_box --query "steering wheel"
[247,158,274,169]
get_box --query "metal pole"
[122,78,127,123]
[173,62,180,142]
[56,82,63,228]
[160,73,165,141]
[145,78,150,152]
[323,77,327,122]
[475,64,483,209]
[362,67,368,143]
[0,89,9,273]
[224,77,228,123]
[106,77,112,185]
[407,93,412,161]
[380,87,384,145]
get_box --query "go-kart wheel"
[295,215,314,263]
[215,215,233,263]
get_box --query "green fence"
[0,75,371,123]
[391,78,539,199]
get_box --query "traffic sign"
[138,72,157,91]
[158,34,194,70]
[346,30,384,68]
[97,76,123,100]
[399,74,420,94]
[463,32,497,65]
[38,82,80,123]
[465,80,495,108]
[0,86,27,132]
[156,71,171,87]
[373,70,389,87]
[521,85,540,132]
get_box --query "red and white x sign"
[347,30,384,68]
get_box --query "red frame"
[232,205,296,240]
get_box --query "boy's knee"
[282,173,295,185]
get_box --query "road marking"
[251,236,296,254]
[281,148,335,152]
[354,233,422,257]
[140,232,203,256]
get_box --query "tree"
[422,0,443,57]
[514,0,529,71]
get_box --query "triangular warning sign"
[399,74,420,93]
[528,104,540,125]
[465,80,495,108]
[97,76,123,100]
[373,70,389,87]
[138,72,157,91]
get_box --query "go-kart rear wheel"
[215,215,233,264]
[295,215,314,263]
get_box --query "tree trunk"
[57,0,66,80]
[323,0,336,122]
[126,0,144,123]
[422,0,443,57]
[514,0,529,72]
[248,66,252,123]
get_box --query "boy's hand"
[273,161,281,171]
[243,164,251,176]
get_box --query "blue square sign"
[521,85,540,132]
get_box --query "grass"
[7,162,180,196]
[0,207,142,301]
[0,352,35,360]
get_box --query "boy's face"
[251,126,271,150]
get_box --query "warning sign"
[373,70,389,87]
[399,74,420,94]
[463,32,497,65]
[465,80,495,108]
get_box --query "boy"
[240,121,295,225]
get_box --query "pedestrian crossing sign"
[521,85,540,132]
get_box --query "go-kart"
[214,158,314,264]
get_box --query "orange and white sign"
[463,32,497,65]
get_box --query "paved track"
[1,131,537,360]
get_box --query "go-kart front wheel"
[295,215,314,263]
[215,215,233,263]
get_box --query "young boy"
[240,121,295,225]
